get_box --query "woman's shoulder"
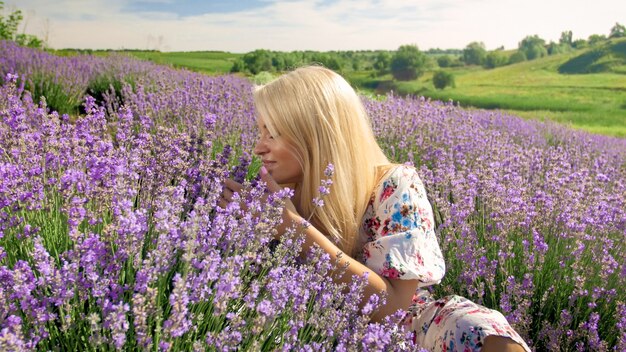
[372,163,423,204]
[377,163,420,187]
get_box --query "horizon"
[7,0,626,53]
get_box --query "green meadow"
[102,41,625,138]
[125,50,242,75]
[390,49,626,137]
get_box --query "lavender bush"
[1,44,625,351]
[0,74,410,351]
[366,95,626,350]
[0,40,171,115]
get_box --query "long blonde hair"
[254,65,390,257]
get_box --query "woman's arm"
[286,209,418,322]
[221,167,422,322]
[254,167,418,322]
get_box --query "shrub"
[484,51,509,69]
[437,55,453,68]
[390,45,426,81]
[432,70,455,90]
[508,51,527,64]
[0,76,411,351]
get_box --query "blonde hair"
[254,65,390,257]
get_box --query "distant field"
[71,44,625,138]
[374,42,626,138]
[124,51,242,75]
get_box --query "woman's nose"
[253,139,267,155]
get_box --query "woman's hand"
[257,166,304,238]
[218,178,246,210]
[219,167,303,239]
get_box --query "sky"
[7,0,626,53]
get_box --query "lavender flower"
[311,163,334,210]
[0,42,624,351]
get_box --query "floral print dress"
[361,165,531,352]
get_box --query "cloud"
[9,0,626,52]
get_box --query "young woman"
[220,65,530,352]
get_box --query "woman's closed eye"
[258,132,273,142]
[259,130,277,141]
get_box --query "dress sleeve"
[361,165,445,287]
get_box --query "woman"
[220,65,530,352]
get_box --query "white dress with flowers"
[360,165,531,352]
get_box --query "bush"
[462,42,487,66]
[4,43,626,351]
[484,51,509,69]
[432,70,455,90]
[508,51,527,64]
[390,45,426,81]
[0,76,411,351]
[437,55,453,68]
[84,74,135,114]
[251,71,275,85]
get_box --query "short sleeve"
[361,165,445,287]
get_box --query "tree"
[281,52,300,70]
[462,41,487,66]
[242,49,273,74]
[437,55,452,68]
[547,41,571,55]
[572,39,588,49]
[0,1,21,41]
[390,45,426,81]
[271,56,286,71]
[518,35,547,60]
[373,51,392,75]
[432,70,455,90]
[559,30,573,46]
[526,45,548,60]
[587,34,607,46]
[351,56,361,71]
[230,59,244,73]
[609,22,626,38]
[311,53,343,71]
[0,1,43,48]
[484,51,508,68]
[508,51,526,64]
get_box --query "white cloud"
[8,0,626,52]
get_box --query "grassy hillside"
[54,42,625,137]
[559,39,626,74]
[383,39,626,137]
[124,50,241,75]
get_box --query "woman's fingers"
[219,179,243,209]
[258,166,300,219]
[224,178,243,193]
[258,166,282,193]
[218,187,231,209]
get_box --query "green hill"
[388,39,626,137]
[559,38,626,74]
[63,42,625,138]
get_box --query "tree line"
[232,23,626,89]
[2,0,624,91]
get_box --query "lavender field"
[1,40,625,351]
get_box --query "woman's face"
[253,116,304,184]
